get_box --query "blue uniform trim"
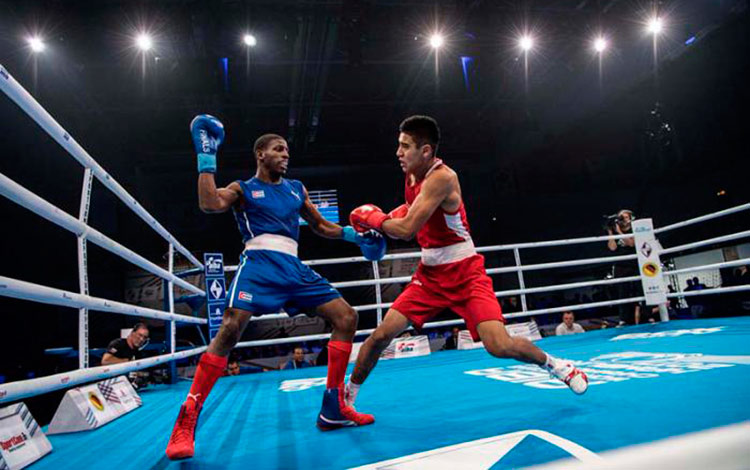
[227,255,248,309]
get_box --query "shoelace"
[548,363,573,381]
[171,407,198,443]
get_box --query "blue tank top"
[232,177,306,243]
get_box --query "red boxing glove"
[350,204,389,233]
[388,204,409,219]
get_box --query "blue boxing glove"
[189,114,225,173]
[342,226,387,261]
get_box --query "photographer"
[605,210,642,325]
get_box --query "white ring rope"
[0,276,206,324]
[654,202,750,234]
[0,64,202,269]
[0,347,207,404]
[0,173,204,296]
[660,230,750,255]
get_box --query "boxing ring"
[1,63,750,468]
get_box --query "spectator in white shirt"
[556,311,585,336]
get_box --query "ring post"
[77,168,93,368]
[372,261,383,324]
[167,244,177,383]
[514,248,528,312]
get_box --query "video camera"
[603,210,634,231]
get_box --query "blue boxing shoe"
[316,387,375,431]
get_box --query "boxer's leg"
[166,307,254,460]
[314,298,375,430]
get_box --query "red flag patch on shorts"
[238,291,253,302]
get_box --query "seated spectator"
[226,359,241,376]
[555,311,585,336]
[101,322,150,365]
[282,347,312,370]
[442,326,460,350]
[101,322,151,389]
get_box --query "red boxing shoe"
[316,387,375,431]
[165,399,202,460]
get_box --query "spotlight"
[243,34,257,47]
[648,17,663,35]
[594,37,607,53]
[136,33,153,51]
[429,34,444,49]
[28,36,45,53]
[519,35,533,51]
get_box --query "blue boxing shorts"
[227,249,341,316]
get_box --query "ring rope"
[0,276,206,324]
[0,173,204,295]
[0,64,202,269]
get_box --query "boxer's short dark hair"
[253,133,285,156]
[399,115,440,155]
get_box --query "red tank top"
[404,160,472,249]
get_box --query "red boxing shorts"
[391,254,504,341]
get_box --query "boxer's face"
[563,313,574,327]
[258,139,290,175]
[396,133,432,174]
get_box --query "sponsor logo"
[349,430,600,469]
[0,433,28,453]
[61,376,70,384]
[611,327,724,341]
[0,389,6,399]
[89,392,104,411]
[640,241,653,258]
[199,130,210,153]
[0,67,8,80]
[63,132,70,141]
[397,343,415,353]
[251,190,265,199]
[279,377,327,392]
[209,279,224,299]
[206,256,223,273]
[238,291,253,302]
[642,261,659,277]
[290,190,301,201]
[466,351,750,390]
[634,226,650,233]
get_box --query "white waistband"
[421,239,476,266]
[244,234,298,257]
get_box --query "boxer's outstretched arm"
[382,170,453,240]
[300,188,343,239]
[198,177,242,213]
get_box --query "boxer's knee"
[484,335,516,359]
[333,306,358,334]
[213,308,247,353]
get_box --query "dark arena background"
[0,1,749,469]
